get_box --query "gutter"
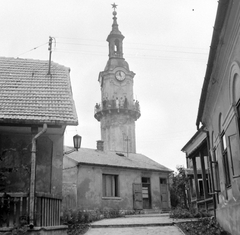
[196,0,230,129]
[29,123,48,228]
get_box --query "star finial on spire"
[112,3,117,11]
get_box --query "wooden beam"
[200,150,208,200]
[192,157,200,199]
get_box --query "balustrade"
[94,98,141,121]
[196,197,214,212]
[0,192,28,228]
[35,192,61,227]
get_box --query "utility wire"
[56,41,208,55]
[53,49,206,62]
[16,42,48,57]
[55,36,208,51]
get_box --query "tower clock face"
[115,70,126,81]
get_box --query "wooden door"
[133,183,143,210]
[160,178,168,209]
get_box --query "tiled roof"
[0,57,78,125]
[64,147,172,172]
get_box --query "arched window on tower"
[114,39,120,56]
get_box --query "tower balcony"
[94,99,141,121]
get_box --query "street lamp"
[73,134,81,151]
[64,134,82,155]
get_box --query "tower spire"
[111,3,120,35]
[107,3,124,58]
[94,4,140,153]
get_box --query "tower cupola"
[107,3,125,58]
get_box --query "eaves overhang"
[196,0,231,129]
[181,126,206,153]
[77,162,173,173]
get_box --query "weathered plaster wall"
[62,157,78,210]
[0,133,31,192]
[0,130,64,198]
[48,134,64,197]
[101,113,136,153]
[201,2,240,234]
[36,136,52,193]
[74,164,169,211]
[216,200,240,235]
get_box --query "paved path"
[85,225,184,235]
[84,213,193,235]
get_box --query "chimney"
[97,140,104,151]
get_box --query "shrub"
[170,166,190,209]
[62,208,127,235]
[177,217,230,235]
[170,207,211,219]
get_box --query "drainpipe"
[29,123,47,228]
[202,127,217,219]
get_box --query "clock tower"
[94,4,140,153]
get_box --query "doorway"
[142,177,151,209]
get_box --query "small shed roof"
[64,147,172,173]
[0,57,78,125]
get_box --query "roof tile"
[0,57,78,125]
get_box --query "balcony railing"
[0,192,28,228]
[0,192,62,228]
[94,99,141,121]
[35,192,61,227]
[196,197,214,212]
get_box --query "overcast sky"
[0,0,218,171]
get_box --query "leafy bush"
[170,166,190,209]
[177,217,230,235]
[170,207,211,219]
[62,208,127,235]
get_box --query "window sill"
[102,197,121,200]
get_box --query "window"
[114,39,120,55]
[102,174,119,197]
[142,177,150,184]
[160,178,167,184]
[237,100,240,134]
[198,175,210,197]
[221,133,231,187]
[198,178,204,197]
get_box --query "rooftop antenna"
[47,36,55,75]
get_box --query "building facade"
[183,1,240,234]
[63,5,172,214]
[63,146,171,212]
[0,57,78,234]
